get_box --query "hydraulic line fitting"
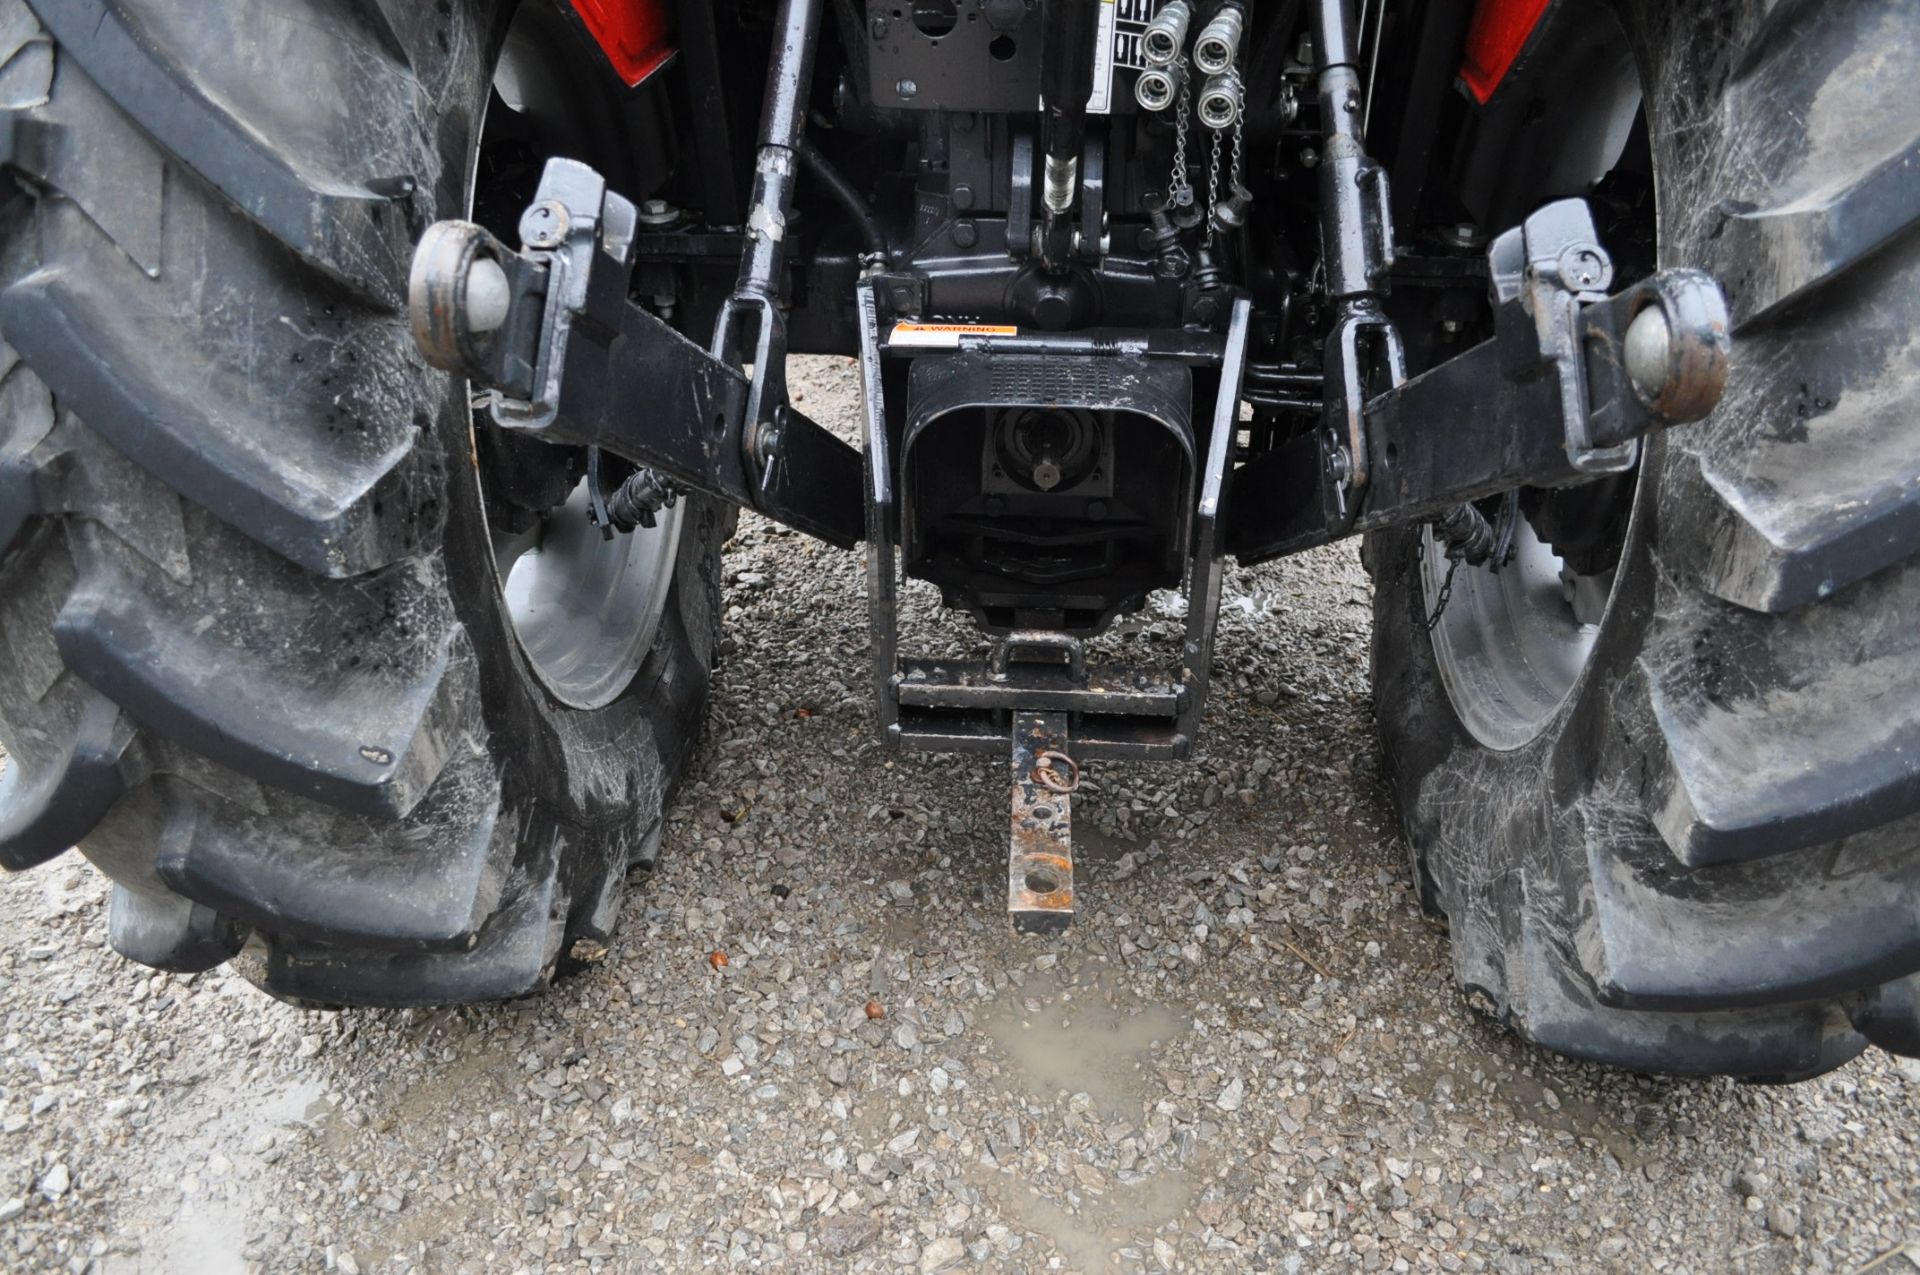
[1197,71,1242,129]
[1043,156,1079,215]
[1142,0,1192,67]
[1193,3,1245,76]
[605,467,679,532]
[1039,0,1099,227]
[1135,60,1185,112]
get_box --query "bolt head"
[1556,243,1613,293]
[871,16,888,37]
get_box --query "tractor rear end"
[3,0,1918,1079]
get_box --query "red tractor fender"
[568,0,676,87]
[1459,0,1552,103]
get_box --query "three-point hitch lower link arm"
[408,159,864,549]
[1227,197,1734,564]
[408,0,864,550]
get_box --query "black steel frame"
[856,282,1254,762]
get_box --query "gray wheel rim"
[493,481,683,711]
[1422,519,1607,752]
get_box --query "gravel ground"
[3,357,1917,1275]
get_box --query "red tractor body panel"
[570,0,676,87]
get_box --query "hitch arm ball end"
[462,256,513,334]
[1623,304,1671,402]
[1616,269,1732,426]
[408,219,511,377]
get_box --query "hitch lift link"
[406,2,1728,935]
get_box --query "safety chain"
[1425,558,1461,632]
[1168,56,1195,213]
[1205,127,1223,247]
[1229,72,1247,195]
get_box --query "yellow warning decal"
[889,322,1019,348]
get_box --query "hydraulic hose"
[796,137,887,262]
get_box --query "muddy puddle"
[977,973,1197,1272]
[985,974,1184,1119]
[110,1074,327,1274]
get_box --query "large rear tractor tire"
[0,0,723,1004]
[1371,0,1920,1078]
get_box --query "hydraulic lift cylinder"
[1040,0,1099,221]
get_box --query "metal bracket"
[1488,198,1629,474]
[1009,712,1075,935]
[1227,198,1732,564]
[1007,129,1036,262]
[991,631,1086,682]
[497,161,638,432]
[1177,294,1253,751]
[856,288,1254,762]
[1318,303,1407,534]
[406,159,864,548]
[1075,131,1107,262]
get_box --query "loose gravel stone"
[0,357,1915,1274]
[818,1213,880,1256]
[920,1234,965,1272]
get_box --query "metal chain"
[1425,556,1462,632]
[1229,70,1247,194]
[1168,56,1194,210]
[1204,127,1223,247]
